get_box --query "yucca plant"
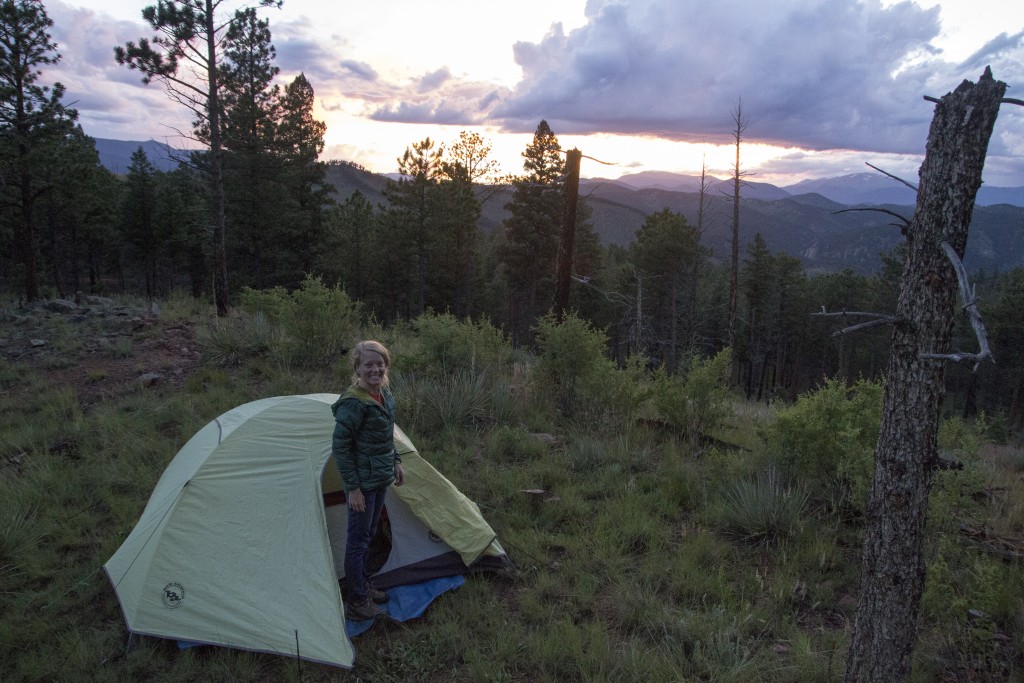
[712,466,810,546]
[197,311,283,367]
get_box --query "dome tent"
[104,394,508,668]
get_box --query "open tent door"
[321,425,510,590]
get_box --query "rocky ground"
[0,296,202,406]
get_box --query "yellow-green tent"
[105,394,507,668]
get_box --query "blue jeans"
[344,486,387,603]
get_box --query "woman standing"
[331,340,405,621]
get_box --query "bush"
[532,311,617,417]
[403,312,515,377]
[761,378,882,512]
[240,274,362,369]
[650,348,733,444]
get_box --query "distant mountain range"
[602,169,1024,208]
[95,138,184,174]
[96,138,1024,275]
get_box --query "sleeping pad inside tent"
[104,393,510,668]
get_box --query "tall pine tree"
[0,0,77,301]
[498,120,563,342]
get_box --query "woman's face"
[356,350,387,392]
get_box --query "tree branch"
[812,309,900,337]
[866,162,919,193]
[833,207,911,229]
[918,241,994,370]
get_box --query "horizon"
[96,136,1024,192]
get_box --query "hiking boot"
[367,583,389,604]
[346,597,384,621]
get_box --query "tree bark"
[205,0,229,317]
[844,69,1007,682]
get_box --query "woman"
[331,340,405,621]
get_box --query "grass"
[2,295,1023,681]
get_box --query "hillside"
[325,163,1024,274]
[93,138,1024,275]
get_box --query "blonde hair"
[350,340,391,388]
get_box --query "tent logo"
[162,582,185,609]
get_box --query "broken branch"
[833,207,911,229]
[866,162,919,193]
[812,309,900,337]
[918,241,994,369]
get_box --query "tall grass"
[3,292,1023,682]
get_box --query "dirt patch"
[0,299,203,407]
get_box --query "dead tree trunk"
[844,68,1007,682]
[554,148,582,323]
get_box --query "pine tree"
[115,0,282,315]
[218,6,281,287]
[120,148,161,297]
[274,72,330,285]
[498,120,563,341]
[0,0,77,301]
[384,137,443,316]
[631,208,703,368]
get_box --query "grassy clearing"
[2,296,1023,681]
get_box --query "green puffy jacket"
[331,385,398,493]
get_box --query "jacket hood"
[331,384,383,415]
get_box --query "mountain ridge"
[96,138,1024,275]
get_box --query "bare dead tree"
[554,148,582,322]
[844,68,1007,683]
[696,151,713,239]
[727,99,748,351]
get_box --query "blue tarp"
[177,575,466,648]
[345,574,465,637]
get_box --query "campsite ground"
[2,294,1023,682]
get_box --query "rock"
[30,339,47,347]
[138,372,164,387]
[86,295,115,307]
[529,433,558,445]
[43,299,78,313]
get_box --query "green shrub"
[650,348,733,444]
[403,312,514,377]
[532,311,617,417]
[761,378,882,512]
[240,274,362,368]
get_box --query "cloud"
[340,59,379,81]
[490,0,1024,156]
[44,1,191,141]
[369,73,511,125]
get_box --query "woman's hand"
[394,462,405,486]
[348,488,366,512]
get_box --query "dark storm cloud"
[488,0,1024,155]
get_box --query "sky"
[43,0,1024,186]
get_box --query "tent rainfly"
[104,393,509,668]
